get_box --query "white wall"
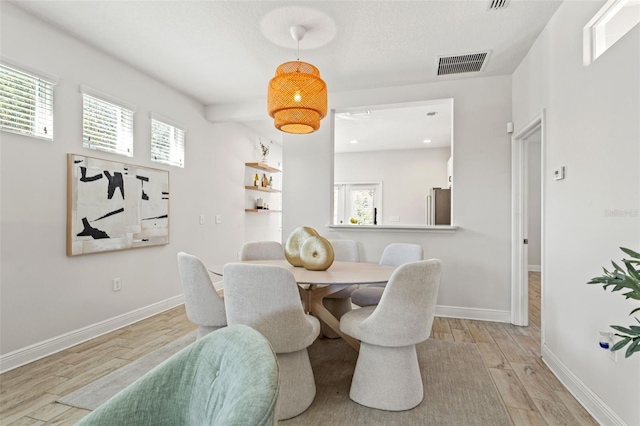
[512,1,640,424]
[0,3,277,364]
[527,133,542,270]
[283,76,513,318]
[335,148,450,225]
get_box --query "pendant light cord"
[290,25,305,61]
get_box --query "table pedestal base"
[301,284,360,351]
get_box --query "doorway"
[525,129,542,328]
[511,112,544,335]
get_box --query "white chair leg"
[321,298,353,338]
[276,349,316,420]
[349,343,423,411]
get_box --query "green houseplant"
[588,247,640,358]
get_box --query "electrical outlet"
[199,215,205,225]
[215,215,222,224]
[113,277,121,292]
[237,252,241,260]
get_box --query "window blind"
[83,93,134,157]
[151,118,185,167]
[0,64,54,139]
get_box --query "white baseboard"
[0,295,184,374]
[542,344,627,426]
[528,264,541,272]
[0,299,510,373]
[435,305,511,323]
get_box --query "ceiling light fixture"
[350,140,358,144]
[267,25,327,134]
[423,139,432,143]
[426,112,438,116]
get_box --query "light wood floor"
[0,271,596,425]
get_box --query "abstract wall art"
[67,154,169,256]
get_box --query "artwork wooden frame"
[67,154,169,256]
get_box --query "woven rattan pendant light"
[267,26,327,134]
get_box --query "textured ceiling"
[335,99,453,153]
[11,0,563,107]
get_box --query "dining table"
[209,259,397,351]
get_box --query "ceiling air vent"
[437,51,490,76]
[488,0,510,10]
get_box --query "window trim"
[0,58,57,141]
[334,181,382,225]
[1,57,59,85]
[583,0,640,65]
[149,112,185,133]
[150,112,186,168]
[81,85,136,157]
[80,85,136,113]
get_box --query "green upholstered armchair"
[76,325,280,426]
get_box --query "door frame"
[511,110,545,330]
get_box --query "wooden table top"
[209,259,396,285]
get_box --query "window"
[584,0,640,65]
[151,115,185,167]
[82,88,134,157]
[334,182,382,225]
[0,63,54,140]
[271,169,283,231]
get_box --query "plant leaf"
[611,337,631,351]
[625,261,640,280]
[624,338,640,358]
[611,325,634,334]
[612,261,624,272]
[621,247,640,259]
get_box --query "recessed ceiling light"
[350,140,358,144]
[423,139,432,144]
[426,112,438,116]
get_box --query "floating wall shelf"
[245,161,282,215]
[245,162,281,173]
[244,185,281,193]
[245,209,282,213]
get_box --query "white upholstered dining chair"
[223,263,320,420]
[239,241,285,261]
[350,242,423,307]
[176,252,227,339]
[340,259,441,411]
[320,239,360,338]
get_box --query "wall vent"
[488,0,510,10]
[437,51,490,76]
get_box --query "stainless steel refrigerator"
[426,188,451,225]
